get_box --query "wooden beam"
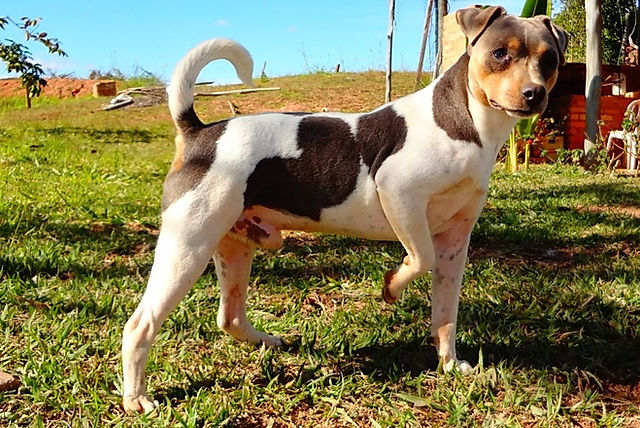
[385,0,396,103]
[433,0,446,78]
[194,87,280,97]
[415,0,434,90]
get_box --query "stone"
[0,371,19,392]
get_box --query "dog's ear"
[456,6,506,47]
[535,16,569,66]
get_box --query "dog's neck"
[467,91,519,153]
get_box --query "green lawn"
[1,76,639,427]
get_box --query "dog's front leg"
[430,192,486,374]
[376,180,435,304]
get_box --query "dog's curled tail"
[167,38,254,131]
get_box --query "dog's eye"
[493,48,509,60]
[539,50,559,77]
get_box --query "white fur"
[167,38,254,122]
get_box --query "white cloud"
[216,19,230,27]
[33,55,79,76]
[288,25,300,32]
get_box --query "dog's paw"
[381,284,398,304]
[382,268,400,304]
[257,333,284,348]
[123,394,159,414]
[442,358,474,375]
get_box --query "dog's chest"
[427,178,484,234]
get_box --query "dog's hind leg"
[122,200,236,413]
[430,192,486,374]
[213,235,283,346]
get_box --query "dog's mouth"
[489,99,540,118]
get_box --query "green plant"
[0,16,67,108]
[521,0,551,17]
[505,115,539,173]
[554,0,638,65]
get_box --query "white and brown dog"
[122,6,567,412]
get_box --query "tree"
[554,0,637,65]
[0,16,67,108]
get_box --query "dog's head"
[456,5,568,118]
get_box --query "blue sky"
[2,1,523,84]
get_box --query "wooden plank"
[194,87,280,97]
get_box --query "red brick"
[92,80,117,97]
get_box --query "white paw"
[442,358,474,375]
[123,394,159,414]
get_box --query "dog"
[122,5,567,412]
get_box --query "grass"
[1,71,639,427]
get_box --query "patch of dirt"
[0,77,99,98]
[576,204,640,219]
[469,237,639,269]
[603,381,640,405]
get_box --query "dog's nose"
[522,85,546,107]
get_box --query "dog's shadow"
[348,295,640,384]
[154,289,639,408]
[159,195,640,404]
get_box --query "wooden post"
[415,0,434,90]
[25,88,31,109]
[585,0,602,154]
[385,0,395,103]
[434,0,446,79]
[260,61,267,79]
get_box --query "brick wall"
[549,95,634,150]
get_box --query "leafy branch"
[0,16,67,108]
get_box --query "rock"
[0,371,20,392]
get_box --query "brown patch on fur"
[244,116,359,221]
[169,133,186,174]
[233,218,270,243]
[356,106,407,177]
[162,119,229,211]
[228,284,242,299]
[433,54,482,146]
[244,108,406,221]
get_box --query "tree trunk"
[385,0,396,103]
[25,88,31,109]
[433,0,446,78]
[585,0,602,154]
[415,0,434,90]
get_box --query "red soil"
[0,77,99,98]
